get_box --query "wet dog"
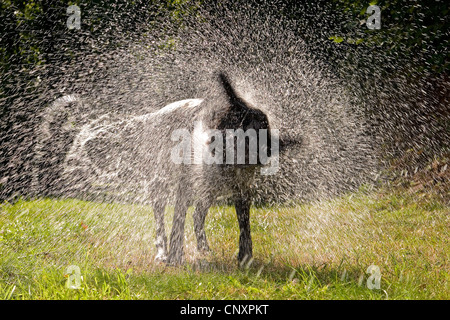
[154,73,276,265]
[63,72,283,266]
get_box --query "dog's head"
[206,72,272,167]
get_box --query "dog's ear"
[217,72,248,112]
[217,72,235,101]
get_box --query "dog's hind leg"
[234,195,253,265]
[153,201,168,262]
[193,198,212,253]
[167,186,190,265]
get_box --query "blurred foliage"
[1,0,447,102]
[274,0,449,76]
[0,0,197,97]
[275,0,448,181]
[330,0,449,74]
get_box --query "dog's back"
[63,73,271,205]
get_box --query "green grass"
[0,187,448,299]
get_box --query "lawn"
[0,187,448,299]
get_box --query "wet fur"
[155,73,271,265]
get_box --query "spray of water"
[0,1,446,270]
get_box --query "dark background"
[1,0,448,201]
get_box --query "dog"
[152,72,277,265]
[62,72,289,266]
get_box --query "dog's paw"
[154,251,168,264]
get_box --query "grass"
[0,186,448,300]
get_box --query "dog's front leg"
[153,201,168,262]
[234,196,252,265]
[193,199,212,253]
